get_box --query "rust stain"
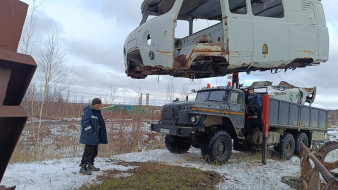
[174,54,188,70]
[298,50,314,55]
[157,50,172,59]
[278,63,286,68]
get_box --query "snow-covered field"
[2,127,337,190]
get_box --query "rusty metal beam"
[0,50,36,183]
[0,0,28,52]
[0,185,16,190]
[0,0,37,185]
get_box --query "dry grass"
[10,109,163,163]
[78,162,221,190]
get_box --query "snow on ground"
[327,126,338,141]
[2,127,337,190]
[2,157,135,190]
[113,149,300,190]
[2,149,299,190]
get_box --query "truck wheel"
[165,135,191,154]
[279,133,295,160]
[295,132,309,155]
[203,131,232,164]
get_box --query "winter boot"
[87,164,100,171]
[79,165,92,175]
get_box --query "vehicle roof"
[141,0,222,20]
[197,87,243,93]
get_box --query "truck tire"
[295,132,309,155]
[279,133,295,160]
[202,131,232,164]
[165,135,191,154]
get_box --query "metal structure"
[300,141,338,190]
[283,141,338,190]
[0,186,15,190]
[124,0,329,79]
[251,81,317,105]
[0,0,37,184]
[146,93,150,106]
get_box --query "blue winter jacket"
[248,92,262,107]
[80,105,108,145]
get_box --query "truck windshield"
[195,90,226,102]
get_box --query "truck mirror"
[191,89,196,93]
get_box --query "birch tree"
[37,31,69,142]
[166,77,175,103]
[19,0,40,55]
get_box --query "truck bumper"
[151,123,194,137]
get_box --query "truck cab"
[124,0,329,79]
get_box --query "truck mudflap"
[151,123,194,137]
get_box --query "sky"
[19,0,338,109]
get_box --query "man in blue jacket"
[79,98,108,175]
[247,87,262,118]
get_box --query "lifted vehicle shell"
[124,0,329,79]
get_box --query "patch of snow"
[2,158,135,190]
[2,149,303,190]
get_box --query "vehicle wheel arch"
[214,116,238,140]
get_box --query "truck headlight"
[191,116,196,123]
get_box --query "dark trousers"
[80,145,98,166]
[248,104,262,117]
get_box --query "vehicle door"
[285,0,319,62]
[250,0,290,67]
[228,91,245,129]
[208,90,229,115]
[221,0,253,68]
[129,0,184,68]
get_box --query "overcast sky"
[20,0,338,109]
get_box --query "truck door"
[250,0,290,67]
[229,91,245,129]
[222,0,253,68]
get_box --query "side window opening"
[230,92,239,104]
[175,19,221,38]
[229,0,247,14]
[251,0,284,18]
[193,19,221,34]
[175,20,190,38]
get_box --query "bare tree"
[166,77,175,103]
[108,85,116,105]
[19,0,41,55]
[36,31,69,142]
[180,82,189,101]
